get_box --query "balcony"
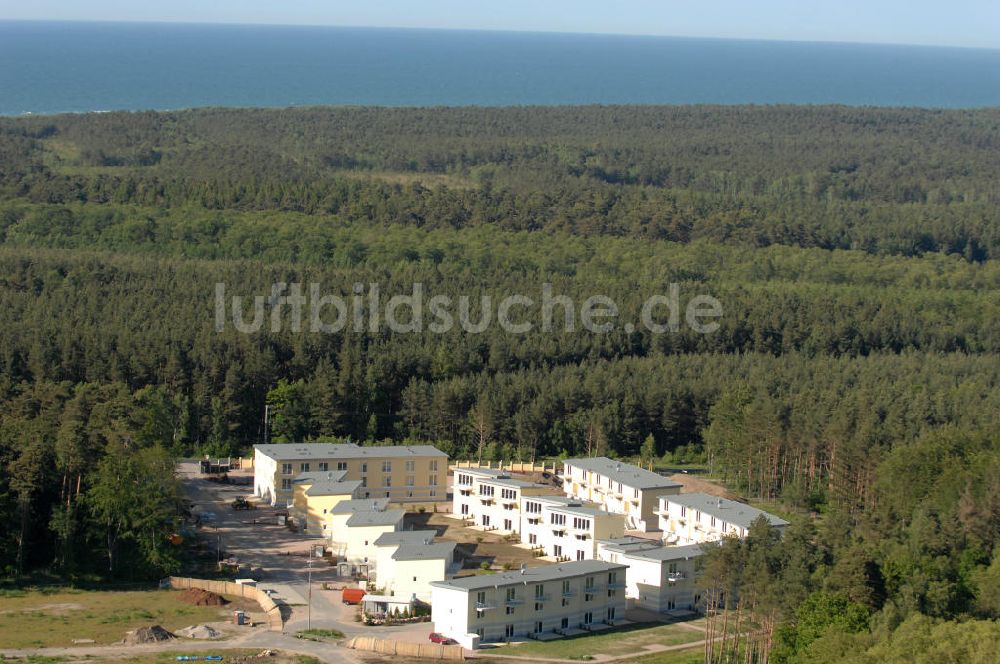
[608,581,626,590]
[505,598,525,607]
[533,594,551,602]
[475,602,496,612]
[667,572,686,583]
[480,497,495,505]
[583,585,604,594]
[460,488,472,496]
[561,589,576,598]
[552,528,567,537]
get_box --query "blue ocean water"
[1,21,999,115]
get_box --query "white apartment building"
[657,493,789,545]
[452,467,552,535]
[520,495,625,561]
[254,442,447,506]
[597,537,704,613]
[430,560,628,649]
[372,530,458,603]
[561,457,681,531]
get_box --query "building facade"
[289,471,363,535]
[597,538,704,613]
[452,467,553,534]
[254,443,447,506]
[561,457,681,531]
[520,495,626,561]
[373,531,457,603]
[656,493,789,545]
[430,560,628,650]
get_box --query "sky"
[0,0,998,50]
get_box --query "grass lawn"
[495,621,705,659]
[0,588,230,648]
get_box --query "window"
[481,485,495,497]
[535,621,543,633]
[501,488,517,500]
[300,463,310,472]
[506,606,515,615]
[607,607,616,620]
[384,475,392,487]
[573,517,591,530]
[551,513,566,525]
[281,463,293,474]
[430,489,437,497]
[406,475,415,487]
[281,479,292,490]
[337,461,348,471]
[405,460,415,472]
[461,504,469,515]
[680,505,686,518]
[529,533,537,544]
[477,591,486,604]
[361,477,368,487]
[584,611,593,625]
[609,571,618,584]
[361,463,368,474]
[382,460,392,473]
[560,617,569,629]
[504,519,512,531]
[525,501,541,514]
[458,474,472,486]
[710,516,716,528]
[505,624,514,638]
[429,475,438,486]
[318,462,329,472]
[695,510,701,522]
[576,550,585,561]
[535,584,544,598]
[553,544,562,557]
[430,460,438,471]
[482,515,491,526]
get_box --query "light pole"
[307,550,313,631]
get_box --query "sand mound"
[177,624,223,639]
[124,625,175,644]
[177,588,229,606]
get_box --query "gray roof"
[346,509,406,527]
[564,457,682,491]
[663,493,789,529]
[454,467,508,478]
[599,539,705,562]
[392,542,457,561]
[255,443,447,461]
[330,498,389,514]
[479,477,549,490]
[374,530,439,547]
[430,560,626,592]
[304,480,363,497]
[293,470,348,484]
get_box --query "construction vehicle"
[231,497,256,511]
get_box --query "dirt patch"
[123,624,175,644]
[23,602,85,614]
[177,623,223,639]
[668,473,736,499]
[177,588,229,606]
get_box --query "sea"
[2,20,999,115]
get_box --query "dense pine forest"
[0,106,998,660]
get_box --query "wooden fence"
[347,635,465,660]
[166,576,283,631]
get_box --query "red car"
[429,632,456,645]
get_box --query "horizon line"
[1,17,998,53]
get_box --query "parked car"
[429,632,456,645]
[342,588,366,604]
[231,497,255,510]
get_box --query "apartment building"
[561,457,681,531]
[520,495,625,561]
[289,470,362,535]
[332,509,406,568]
[253,442,447,506]
[372,530,457,603]
[657,493,789,545]
[452,467,553,534]
[430,560,627,649]
[597,537,704,613]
